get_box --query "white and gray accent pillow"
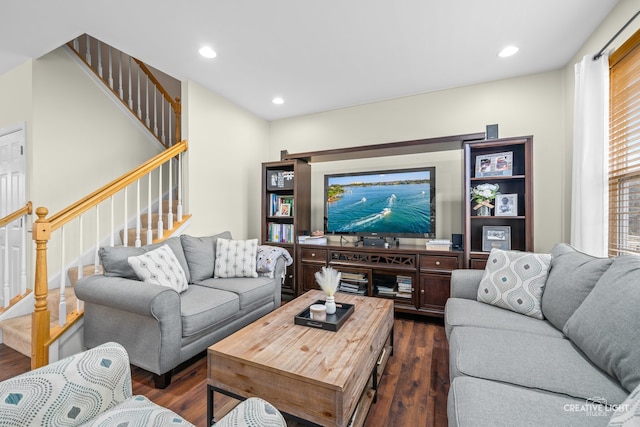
[477,248,552,319]
[214,238,259,278]
[127,244,188,293]
[608,382,640,426]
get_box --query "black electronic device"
[362,237,386,247]
[452,233,464,251]
[486,124,499,139]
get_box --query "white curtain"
[571,53,609,257]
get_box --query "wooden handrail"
[0,202,32,228]
[133,59,179,111]
[48,140,187,231]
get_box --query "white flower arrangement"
[471,183,499,210]
[314,266,341,297]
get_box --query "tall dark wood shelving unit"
[261,160,311,298]
[464,136,534,269]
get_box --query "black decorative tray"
[294,300,355,332]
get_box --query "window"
[609,29,640,256]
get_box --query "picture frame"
[277,203,291,216]
[494,194,518,216]
[482,226,511,251]
[475,151,513,177]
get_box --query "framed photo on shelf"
[482,226,511,251]
[277,203,291,216]
[495,194,518,216]
[475,152,513,177]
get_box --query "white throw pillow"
[608,383,640,426]
[128,244,188,293]
[214,238,259,278]
[477,248,551,319]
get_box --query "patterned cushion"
[609,383,640,427]
[214,238,259,278]
[128,244,188,293]
[216,397,286,427]
[0,342,132,426]
[81,395,195,426]
[477,249,552,319]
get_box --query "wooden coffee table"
[207,289,394,427]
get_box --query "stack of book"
[297,235,328,245]
[376,285,396,298]
[338,272,368,295]
[426,239,452,251]
[396,275,412,299]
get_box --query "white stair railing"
[67,34,181,148]
[31,141,188,368]
[0,202,32,308]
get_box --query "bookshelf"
[463,136,534,268]
[261,160,311,297]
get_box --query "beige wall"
[269,71,565,252]
[31,47,161,214]
[182,80,269,239]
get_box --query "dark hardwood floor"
[0,315,449,427]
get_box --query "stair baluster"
[147,174,153,245]
[123,187,129,247]
[135,180,141,247]
[58,227,66,328]
[167,159,173,230]
[157,165,164,240]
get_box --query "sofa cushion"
[127,244,188,293]
[444,298,564,339]
[180,232,232,282]
[197,276,276,310]
[541,243,613,330]
[448,376,609,427]
[608,382,640,426]
[99,237,191,283]
[214,238,259,278]
[477,249,551,319]
[180,285,239,337]
[449,326,629,405]
[564,254,640,392]
[83,395,195,426]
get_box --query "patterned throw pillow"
[214,238,259,278]
[608,383,640,427]
[128,244,188,293]
[477,248,552,319]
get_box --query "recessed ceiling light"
[498,46,519,58]
[198,46,217,59]
[272,97,284,105]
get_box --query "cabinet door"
[300,263,325,292]
[419,272,451,313]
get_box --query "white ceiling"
[0,0,620,121]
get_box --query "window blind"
[609,29,640,256]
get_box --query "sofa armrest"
[75,275,182,375]
[0,342,132,425]
[75,274,181,318]
[450,269,485,300]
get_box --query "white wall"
[269,71,565,252]
[182,80,269,239]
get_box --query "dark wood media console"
[296,242,463,317]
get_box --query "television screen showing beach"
[326,170,433,235]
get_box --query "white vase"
[325,295,336,315]
[477,205,491,216]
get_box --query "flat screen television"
[324,167,436,238]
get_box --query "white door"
[0,125,26,306]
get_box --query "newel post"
[32,207,51,369]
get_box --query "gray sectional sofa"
[75,232,288,388]
[445,244,640,427]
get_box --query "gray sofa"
[445,244,640,427]
[75,232,287,388]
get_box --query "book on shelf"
[338,281,367,295]
[267,223,294,244]
[340,272,368,282]
[269,194,294,217]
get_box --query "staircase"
[0,34,190,366]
